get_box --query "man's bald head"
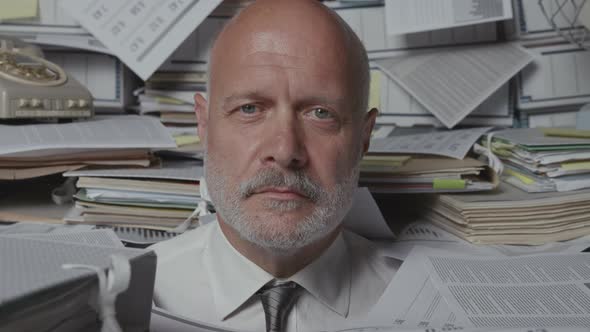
[207,0,370,114]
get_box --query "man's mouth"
[253,186,308,200]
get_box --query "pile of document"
[0,229,156,332]
[490,128,590,192]
[360,155,498,193]
[136,72,203,124]
[425,182,590,245]
[0,116,176,180]
[152,220,590,331]
[63,160,205,231]
[361,127,499,193]
[363,245,590,330]
[130,14,225,156]
[135,84,203,153]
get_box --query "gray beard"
[204,156,360,255]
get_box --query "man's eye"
[240,104,258,114]
[313,108,332,119]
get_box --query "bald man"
[151,1,400,331]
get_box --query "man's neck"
[218,220,342,278]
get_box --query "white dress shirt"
[151,221,400,332]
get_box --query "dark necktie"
[258,281,302,332]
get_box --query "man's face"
[199,30,371,253]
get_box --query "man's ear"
[194,93,208,145]
[361,108,378,154]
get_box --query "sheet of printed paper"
[375,43,533,129]
[420,248,590,328]
[362,246,590,331]
[385,0,512,35]
[356,247,476,330]
[60,0,224,80]
[369,127,492,159]
[374,222,488,260]
[0,115,176,156]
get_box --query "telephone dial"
[0,37,94,119]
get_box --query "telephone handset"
[0,37,94,119]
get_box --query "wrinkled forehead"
[209,28,352,83]
[242,30,345,60]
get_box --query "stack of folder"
[63,161,206,231]
[135,73,205,156]
[489,128,590,192]
[0,232,155,331]
[426,182,590,245]
[359,155,498,193]
[360,127,500,194]
[0,116,176,180]
[0,149,155,180]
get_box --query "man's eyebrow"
[297,96,347,107]
[222,93,347,109]
[222,91,268,108]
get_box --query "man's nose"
[262,111,308,169]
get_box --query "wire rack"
[538,0,589,49]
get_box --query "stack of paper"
[134,74,204,155]
[150,228,590,331]
[489,128,590,192]
[63,161,205,231]
[426,182,590,245]
[135,95,202,155]
[360,156,498,193]
[362,127,498,193]
[130,14,219,156]
[0,116,176,180]
[361,246,590,330]
[136,72,205,122]
[0,233,156,332]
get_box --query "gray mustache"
[239,168,322,202]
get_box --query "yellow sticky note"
[433,179,466,190]
[154,96,188,105]
[174,135,200,146]
[561,161,590,171]
[368,69,381,110]
[504,168,535,185]
[0,0,38,20]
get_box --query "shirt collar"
[203,222,351,321]
[290,233,351,317]
[203,222,274,321]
